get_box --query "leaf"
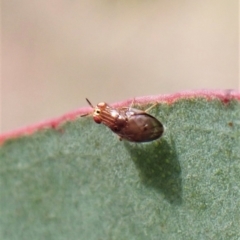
[1,91,240,239]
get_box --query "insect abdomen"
[116,113,164,142]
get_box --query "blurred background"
[2,0,239,132]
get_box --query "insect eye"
[93,116,102,124]
[96,110,100,114]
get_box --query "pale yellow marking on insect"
[98,102,105,107]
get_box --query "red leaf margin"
[1,90,239,145]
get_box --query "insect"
[82,98,164,142]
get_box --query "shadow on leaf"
[124,138,182,205]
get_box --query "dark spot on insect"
[113,126,120,132]
[228,122,233,127]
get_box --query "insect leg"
[145,102,158,113]
[129,98,136,110]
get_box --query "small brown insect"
[82,98,164,142]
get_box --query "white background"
[1,0,239,132]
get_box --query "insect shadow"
[124,138,182,205]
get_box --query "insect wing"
[117,109,164,142]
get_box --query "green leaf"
[1,95,240,239]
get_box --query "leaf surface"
[1,92,240,239]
